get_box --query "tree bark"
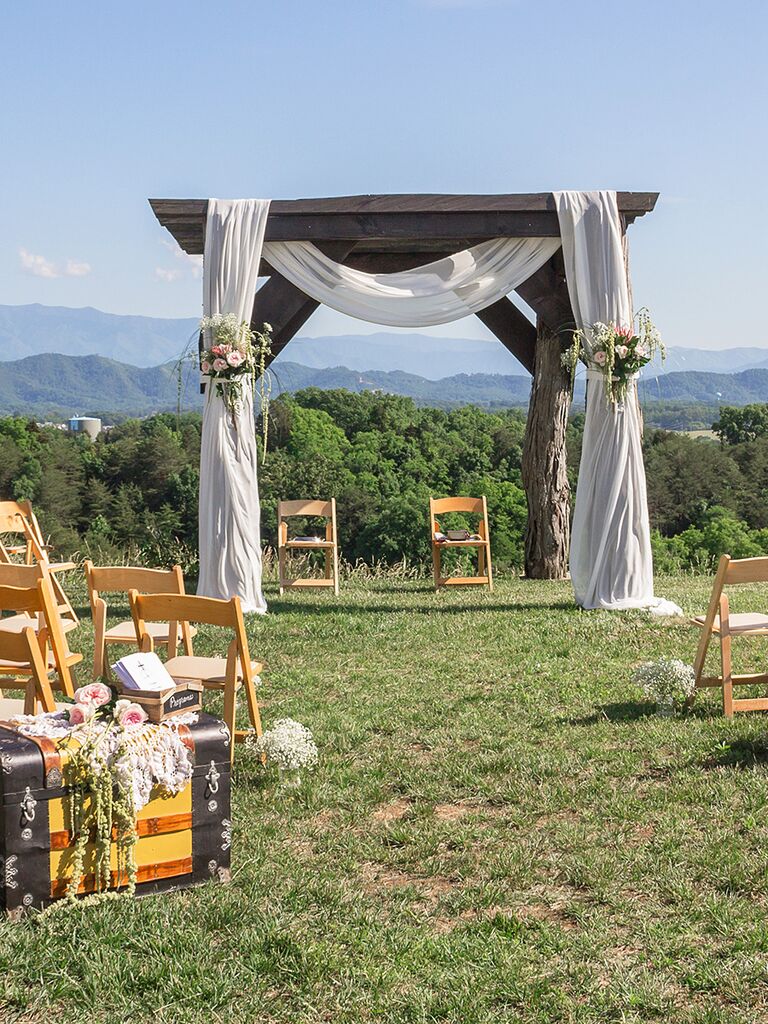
[521,320,571,578]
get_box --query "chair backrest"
[0,500,47,564]
[0,578,74,695]
[129,591,251,673]
[84,561,186,613]
[0,562,46,588]
[279,499,334,519]
[430,496,489,538]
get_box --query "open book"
[112,652,176,694]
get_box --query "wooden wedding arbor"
[150,192,658,579]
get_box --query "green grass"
[3,573,768,1023]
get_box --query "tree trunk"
[521,320,571,579]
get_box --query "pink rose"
[212,358,228,372]
[636,345,648,359]
[68,703,95,726]
[201,360,211,374]
[226,350,244,368]
[593,350,607,366]
[74,682,111,707]
[117,702,147,728]
[615,344,629,359]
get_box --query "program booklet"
[112,652,177,695]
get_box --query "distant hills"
[5,350,768,426]
[2,302,767,380]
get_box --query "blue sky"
[1,0,766,348]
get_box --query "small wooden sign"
[119,682,203,722]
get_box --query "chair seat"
[693,612,768,634]
[433,538,489,547]
[0,612,77,635]
[104,620,197,644]
[0,697,69,721]
[164,655,263,688]
[284,540,336,549]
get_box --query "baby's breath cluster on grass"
[632,656,696,709]
[250,717,318,772]
[3,569,768,1024]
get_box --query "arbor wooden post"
[521,320,571,579]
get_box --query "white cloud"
[65,259,91,277]
[19,248,92,278]
[19,248,59,278]
[160,237,203,279]
[155,266,182,282]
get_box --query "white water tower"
[68,416,102,441]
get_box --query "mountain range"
[4,350,768,426]
[2,303,767,380]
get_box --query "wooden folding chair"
[0,500,78,630]
[0,578,77,713]
[692,554,768,716]
[84,561,196,681]
[129,591,263,760]
[277,499,340,596]
[0,563,82,682]
[430,496,493,592]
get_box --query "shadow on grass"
[557,701,655,725]
[261,600,576,616]
[701,738,768,770]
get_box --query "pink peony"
[74,682,111,707]
[226,350,244,368]
[212,358,228,372]
[117,702,147,728]
[68,703,95,726]
[593,350,607,366]
[615,344,629,359]
[201,360,211,374]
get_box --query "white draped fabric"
[198,198,270,614]
[555,190,681,615]
[262,236,561,327]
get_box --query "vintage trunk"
[0,712,231,918]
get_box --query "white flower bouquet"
[632,657,695,715]
[564,308,664,403]
[200,313,272,418]
[252,718,318,784]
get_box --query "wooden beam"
[475,298,536,374]
[149,193,659,256]
[514,251,574,335]
[252,242,355,367]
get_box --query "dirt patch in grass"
[516,901,579,930]
[434,802,472,821]
[372,798,413,823]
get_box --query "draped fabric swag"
[198,198,270,614]
[554,190,681,615]
[262,237,561,326]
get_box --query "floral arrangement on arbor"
[632,657,696,716]
[200,313,273,448]
[12,681,194,901]
[563,309,664,404]
[251,718,318,786]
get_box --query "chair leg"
[278,545,285,596]
[332,543,340,596]
[223,680,237,762]
[432,544,442,592]
[721,631,734,718]
[486,546,494,593]
[243,673,263,738]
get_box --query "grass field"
[3,573,768,1023]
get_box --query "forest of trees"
[3,390,768,577]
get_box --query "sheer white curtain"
[263,236,561,326]
[555,190,680,615]
[198,198,270,614]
